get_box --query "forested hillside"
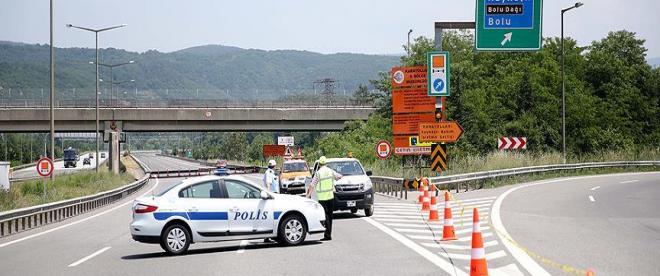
[0,41,398,100]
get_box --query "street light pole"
[561,2,583,164]
[49,0,55,180]
[66,23,126,172]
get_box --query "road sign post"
[427,52,450,97]
[375,140,392,159]
[36,157,54,200]
[475,0,543,51]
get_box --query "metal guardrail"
[0,158,150,238]
[151,154,265,178]
[370,161,660,199]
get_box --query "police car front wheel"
[278,214,307,246]
[161,224,191,255]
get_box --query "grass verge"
[0,170,134,212]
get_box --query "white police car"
[130,175,326,255]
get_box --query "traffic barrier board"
[475,0,543,51]
[375,140,392,159]
[427,52,450,96]
[36,157,54,177]
[419,121,464,143]
[431,144,447,173]
[498,137,527,150]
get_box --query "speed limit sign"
[36,157,54,177]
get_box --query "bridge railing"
[370,161,660,199]
[147,154,265,178]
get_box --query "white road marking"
[589,195,595,202]
[590,186,600,191]
[68,246,111,267]
[237,240,249,254]
[406,232,494,242]
[443,250,507,261]
[490,263,525,276]
[0,178,159,248]
[620,180,639,184]
[362,217,467,276]
[421,240,499,250]
[394,226,491,235]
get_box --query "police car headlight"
[306,201,322,209]
[364,180,373,191]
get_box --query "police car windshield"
[283,162,308,173]
[154,182,181,197]
[325,161,364,176]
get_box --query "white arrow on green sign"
[475,0,543,51]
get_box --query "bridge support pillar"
[108,131,120,175]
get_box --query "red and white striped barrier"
[498,137,527,150]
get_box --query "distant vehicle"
[100,152,106,158]
[130,175,326,255]
[83,157,91,166]
[310,158,374,216]
[63,148,79,168]
[279,160,310,195]
[89,153,94,159]
[213,159,230,176]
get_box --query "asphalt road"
[500,172,660,275]
[11,152,108,180]
[130,152,212,172]
[0,152,657,276]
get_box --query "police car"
[130,175,326,255]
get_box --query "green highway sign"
[475,0,543,51]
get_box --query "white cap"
[268,159,276,167]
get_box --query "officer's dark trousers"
[319,199,334,239]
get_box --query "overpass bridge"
[0,106,376,132]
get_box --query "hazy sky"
[1,0,659,57]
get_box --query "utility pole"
[49,0,55,177]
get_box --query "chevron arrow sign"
[498,137,527,150]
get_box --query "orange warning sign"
[419,121,464,143]
[432,55,445,68]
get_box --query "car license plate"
[347,201,356,207]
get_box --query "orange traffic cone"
[470,208,488,276]
[428,192,439,221]
[441,191,457,241]
[421,193,430,211]
[586,269,595,276]
[297,148,303,158]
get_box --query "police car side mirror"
[366,171,373,176]
[260,190,270,200]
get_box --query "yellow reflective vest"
[315,166,335,201]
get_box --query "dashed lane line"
[590,186,600,191]
[619,180,639,184]
[68,246,111,267]
[589,195,595,202]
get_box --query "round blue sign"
[433,78,445,92]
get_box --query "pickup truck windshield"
[326,161,364,176]
[283,162,308,173]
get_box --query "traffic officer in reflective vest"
[306,156,342,241]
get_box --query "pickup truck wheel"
[364,205,374,217]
